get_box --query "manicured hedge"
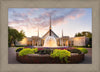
[19,48,38,56]
[16,47,24,52]
[36,49,53,55]
[76,48,88,54]
[50,49,71,63]
[69,49,81,54]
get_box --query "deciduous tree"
[8,27,25,47]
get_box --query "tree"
[75,32,83,37]
[8,27,25,47]
[81,32,92,38]
[75,33,78,37]
[77,32,83,36]
[75,31,92,38]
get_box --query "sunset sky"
[8,8,92,37]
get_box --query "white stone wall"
[73,36,86,46]
[16,37,28,45]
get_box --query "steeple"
[37,27,39,46]
[62,29,63,46]
[49,16,52,36]
[38,27,39,37]
[62,29,63,37]
[49,16,52,30]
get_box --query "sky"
[8,8,92,37]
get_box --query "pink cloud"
[8,8,86,37]
[65,9,85,20]
[69,16,76,20]
[76,13,85,18]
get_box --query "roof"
[42,29,59,39]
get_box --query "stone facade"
[16,33,89,47]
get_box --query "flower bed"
[16,52,84,64]
[16,47,87,64]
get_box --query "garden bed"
[16,52,84,64]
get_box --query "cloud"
[66,9,85,19]
[69,16,76,20]
[51,9,85,25]
[12,11,28,19]
[8,8,86,37]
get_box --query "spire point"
[49,16,52,30]
[49,16,52,36]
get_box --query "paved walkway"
[8,47,21,64]
[79,48,92,64]
[8,48,92,64]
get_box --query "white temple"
[16,16,89,47]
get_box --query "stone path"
[79,48,92,64]
[8,47,20,64]
[8,48,92,64]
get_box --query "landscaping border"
[16,52,84,64]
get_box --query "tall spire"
[49,15,52,30]
[38,27,39,37]
[62,29,63,46]
[37,27,39,46]
[62,29,63,37]
[49,16,52,36]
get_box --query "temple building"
[16,17,89,47]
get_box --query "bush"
[32,48,38,53]
[46,49,53,54]
[76,48,88,54]
[36,49,53,55]
[69,49,81,54]
[15,45,28,47]
[19,48,38,56]
[50,49,71,63]
[16,47,24,52]
[72,46,85,48]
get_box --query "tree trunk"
[14,41,16,47]
[9,39,13,47]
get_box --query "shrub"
[19,48,34,56]
[46,49,53,54]
[15,45,27,47]
[32,48,38,53]
[76,48,88,54]
[19,48,38,56]
[36,49,53,55]
[50,49,71,63]
[16,47,24,52]
[69,49,81,54]
[66,47,75,51]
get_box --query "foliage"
[50,49,71,63]
[19,48,38,56]
[69,49,81,54]
[15,45,27,47]
[72,46,85,48]
[45,49,53,54]
[76,48,88,54]
[75,31,92,38]
[8,27,25,47]
[36,49,53,55]
[32,48,38,53]
[16,47,24,52]
[75,33,82,37]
